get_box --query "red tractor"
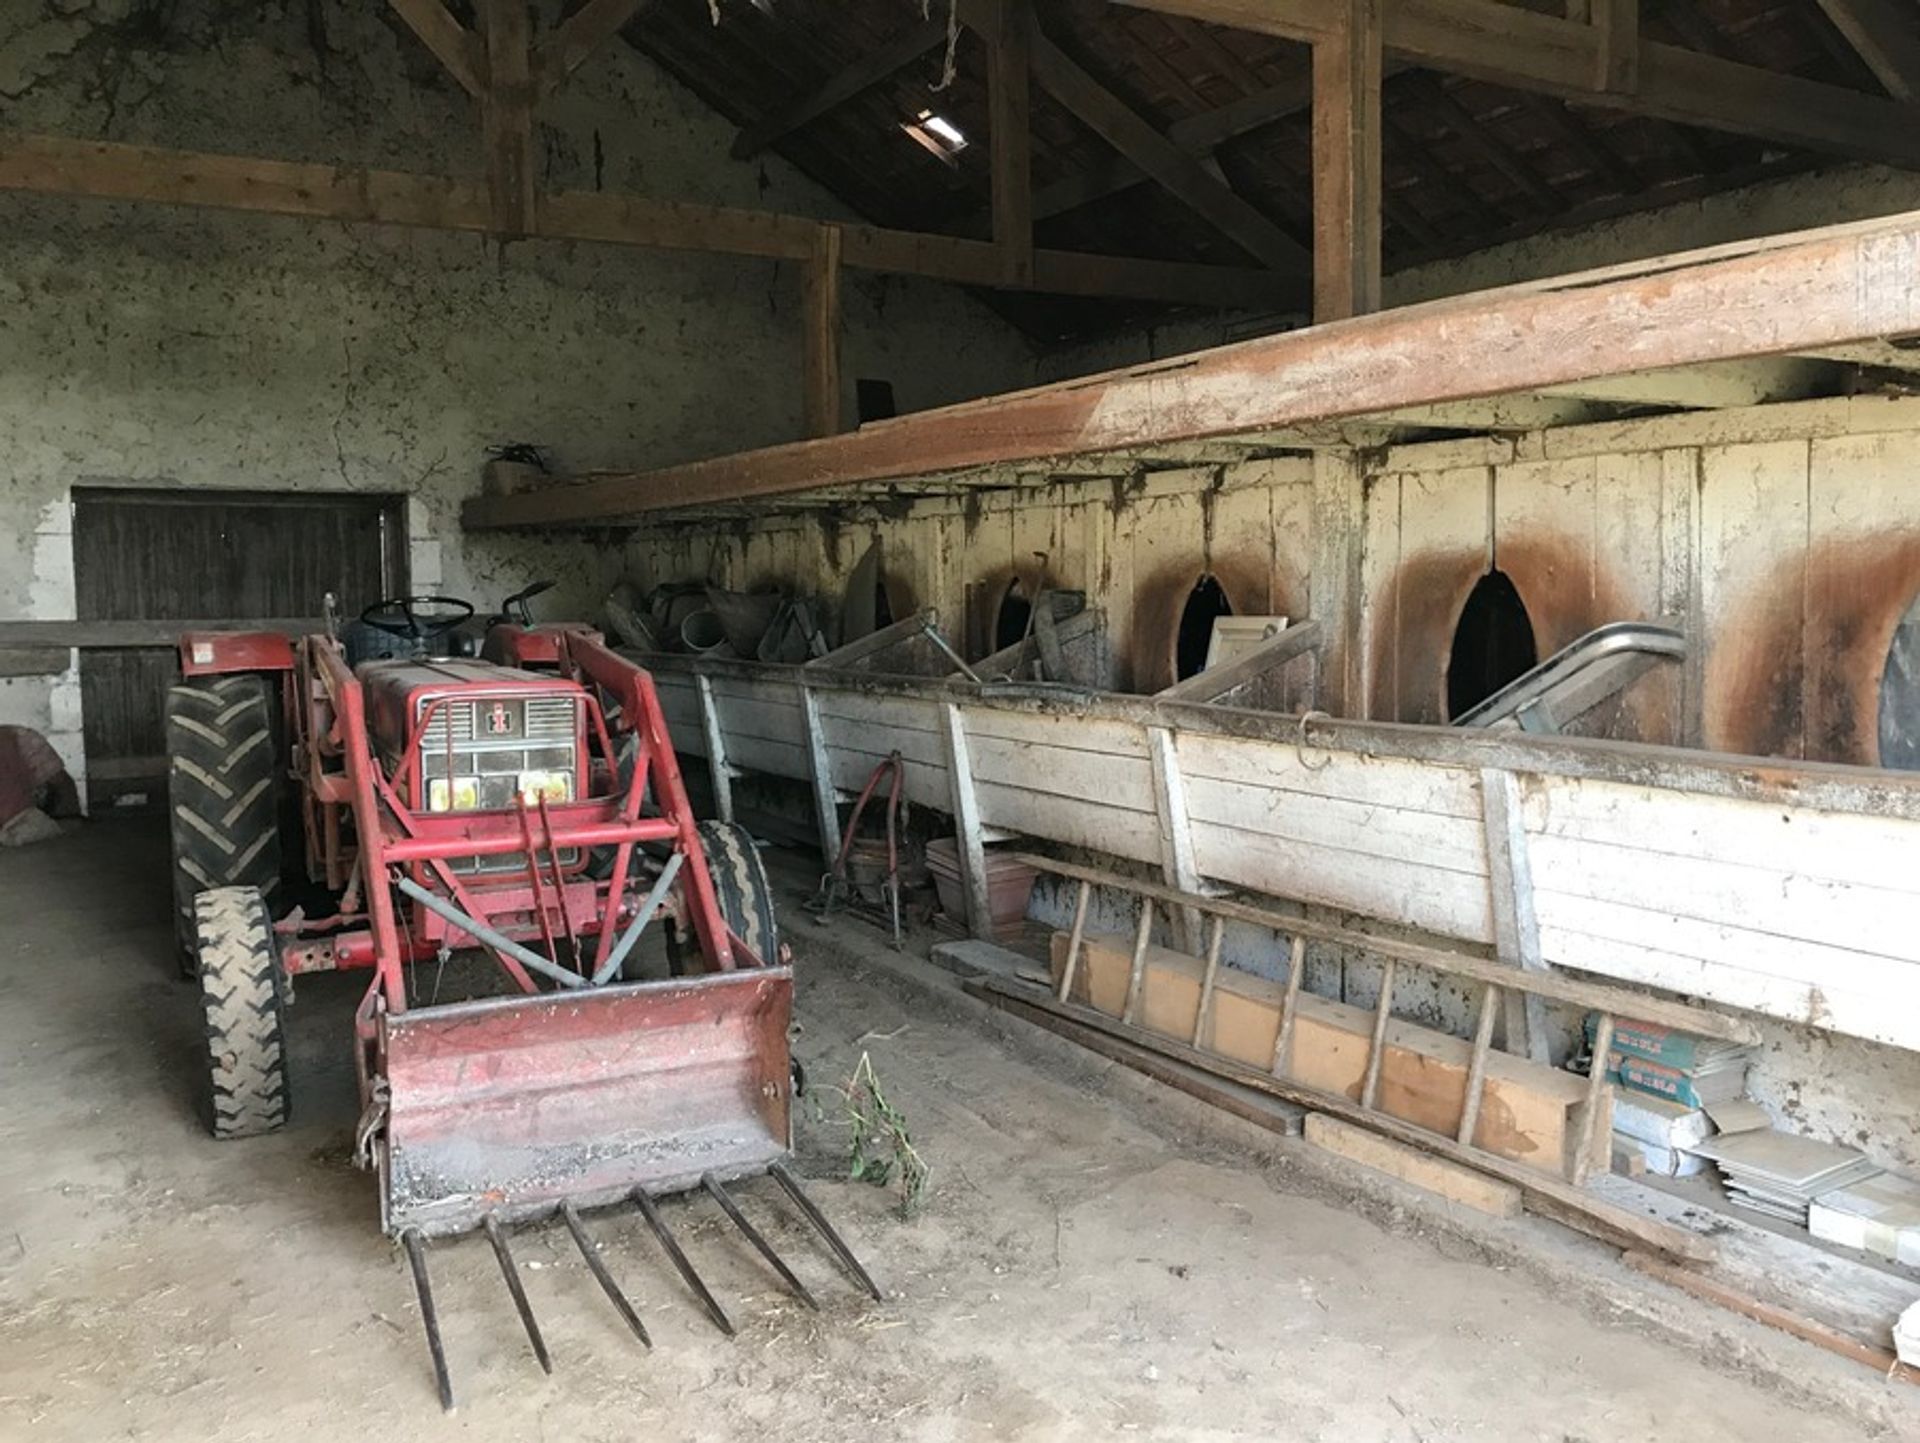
[164,589,876,1409]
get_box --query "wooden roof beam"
[0,132,1291,309]
[387,0,487,97]
[1114,0,1920,167]
[728,17,948,160]
[533,0,656,96]
[1813,0,1920,101]
[463,208,1920,526]
[1026,29,1310,273]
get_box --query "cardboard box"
[1052,930,1605,1177]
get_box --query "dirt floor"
[0,821,1910,1440]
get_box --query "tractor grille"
[415,693,583,875]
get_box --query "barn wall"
[0,2,1037,792]
[624,393,1920,1172]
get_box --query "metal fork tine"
[400,1229,455,1413]
[702,1173,819,1311]
[769,1162,883,1301]
[483,1214,553,1375]
[632,1189,735,1337]
[561,1202,652,1348]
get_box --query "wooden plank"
[464,208,1920,524]
[802,225,844,438]
[941,703,996,940]
[968,734,1156,811]
[482,0,535,238]
[1156,618,1322,703]
[1306,1113,1523,1217]
[1116,0,1920,166]
[1311,0,1383,322]
[534,0,655,95]
[1814,0,1920,102]
[1148,725,1204,950]
[799,686,843,863]
[987,0,1034,287]
[0,618,326,647]
[1026,32,1309,275]
[388,0,487,97]
[978,977,1714,1262]
[730,19,946,159]
[1481,769,1552,1064]
[0,647,69,678]
[1621,1251,1920,1382]
[694,672,734,823]
[0,133,1287,310]
[1016,852,1763,1042]
[1182,775,1489,872]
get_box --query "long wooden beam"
[1311,0,1382,321]
[387,0,487,97]
[0,132,1291,309]
[482,0,536,237]
[1028,31,1309,274]
[988,0,1035,286]
[730,18,947,159]
[1115,0,1920,167]
[462,208,1920,525]
[1813,0,1920,102]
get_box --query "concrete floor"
[0,822,1906,1440]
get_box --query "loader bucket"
[380,968,794,1237]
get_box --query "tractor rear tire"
[665,821,781,976]
[195,887,290,1139]
[166,673,282,976]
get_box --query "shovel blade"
[381,968,793,1237]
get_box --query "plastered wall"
[625,393,1920,1172]
[0,1,1038,789]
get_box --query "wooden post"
[1271,934,1308,1077]
[1310,0,1382,322]
[1573,1011,1616,1184]
[1191,915,1226,1047]
[1455,982,1501,1145]
[802,224,844,438]
[987,0,1034,287]
[940,702,996,941]
[1121,900,1156,1026]
[1359,957,1396,1109]
[1594,0,1640,94]
[481,0,535,238]
[694,672,734,823]
[1057,878,1094,1002]
[1146,726,1203,951]
[799,685,843,865]
[1481,768,1553,1064]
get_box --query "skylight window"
[903,109,969,164]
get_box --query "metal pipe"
[919,617,983,683]
[395,877,585,990]
[632,1190,734,1337]
[483,1215,552,1375]
[382,816,678,862]
[769,1162,882,1301]
[591,851,685,986]
[561,1202,652,1347]
[701,1173,818,1310]
[400,1229,454,1413]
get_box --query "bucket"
[925,839,1036,939]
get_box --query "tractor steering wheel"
[359,595,476,642]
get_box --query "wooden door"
[72,489,405,811]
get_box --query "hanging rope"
[921,0,960,91]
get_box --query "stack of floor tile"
[1809,1171,1920,1264]
[1587,1013,1754,1108]
[1689,1129,1882,1225]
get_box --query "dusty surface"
[0,822,1901,1440]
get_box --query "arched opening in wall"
[1447,568,1537,720]
[1174,575,1234,682]
[1880,586,1920,768]
[994,579,1033,652]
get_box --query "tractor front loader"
[165,593,877,1409]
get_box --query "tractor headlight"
[428,776,480,812]
[518,770,573,805]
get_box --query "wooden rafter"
[1413,75,1559,217]
[387,0,487,96]
[988,0,1036,285]
[533,0,656,95]
[1813,0,1920,101]
[463,208,1920,526]
[482,0,535,238]
[1115,0,1920,166]
[728,17,947,160]
[1593,0,1638,94]
[1027,29,1310,273]
[0,132,1291,309]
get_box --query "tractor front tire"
[166,673,283,976]
[664,821,782,976]
[195,887,290,1139]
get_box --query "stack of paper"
[1809,1172,1920,1265]
[1690,1129,1883,1225]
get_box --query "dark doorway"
[1881,587,1920,769]
[1175,575,1234,681]
[72,488,405,811]
[1447,567,1537,720]
[994,579,1032,652]
[856,379,897,423]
